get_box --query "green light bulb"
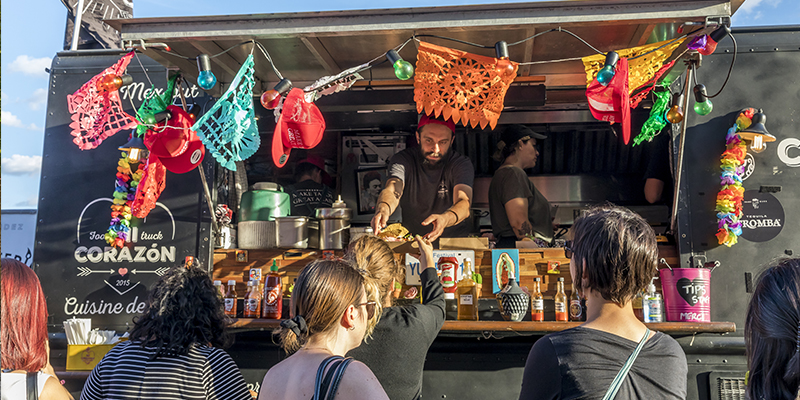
[693,99,713,116]
[393,60,414,80]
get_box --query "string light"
[260,78,293,110]
[698,25,731,56]
[97,74,133,92]
[665,93,685,124]
[693,84,713,116]
[494,41,515,77]
[196,54,217,90]
[118,131,148,163]
[385,50,414,80]
[596,51,619,86]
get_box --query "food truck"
[33,0,799,398]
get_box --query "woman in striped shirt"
[81,263,252,400]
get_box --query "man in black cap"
[489,125,553,248]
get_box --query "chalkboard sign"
[35,53,212,332]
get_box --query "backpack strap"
[27,371,38,400]
[313,356,354,400]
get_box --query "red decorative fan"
[67,52,138,150]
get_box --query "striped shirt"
[80,340,251,400]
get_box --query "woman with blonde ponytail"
[258,259,388,400]
[346,235,445,400]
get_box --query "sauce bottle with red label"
[555,277,568,321]
[438,256,459,295]
[263,259,283,319]
[224,280,237,317]
[244,280,261,318]
[531,277,544,321]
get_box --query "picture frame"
[355,167,387,215]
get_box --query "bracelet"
[447,209,459,224]
[378,201,392,213]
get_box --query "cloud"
[1,111,40,130]
[1,155,43,176]
[15,196,39,208]
[26,89,48,110]
[9,55,52,77]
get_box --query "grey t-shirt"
[388,148,474,237]
[519,327,688,400]
[489,165,553,243]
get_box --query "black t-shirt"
[644,132,673,204]
[519,327,687,400]
[283,180,334,217]
[388,148,474,237]
[347,268,445,400]
[489,165,553,244]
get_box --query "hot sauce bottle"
[531,277,544,321]
[244,280,261,318]
[224,280,237,317]
[439,256,459,295]
[456,258,478,321]
[555,277,568,321]
[263,259,283,319]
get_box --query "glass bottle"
[244,279,261,318]
[224,280,237,317]
[569,285,585,322]
[263,259,283,319]
[555,277,568,321]
[213,280,223,298]
[457,258,478,321]
[531,277,544,321]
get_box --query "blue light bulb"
[596,65,616,86]
[197,70,217,91]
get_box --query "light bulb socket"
[273,78,293,95]
[693,84,709,103]
[495,41,510,59]
[118,133,147,152]
[153,110,172,124]
[119,74,134,88]
[750,109,767,127]
[197,54,212,72]
[386,49,403,65]
[670,92,683,107]
[709,25,731,43]
[603,51,620,69]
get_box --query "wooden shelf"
[229,318,735,335]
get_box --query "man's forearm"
[445,198,471,226]
[376,187,401,214]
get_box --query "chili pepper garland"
[105,152,143,248]
[715,108,754,247]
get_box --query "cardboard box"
[439,237,489,250]
[66,344,115,371]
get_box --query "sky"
[1,0,798,210]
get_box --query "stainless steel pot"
[276,216,319,249]
[315,207,352,250]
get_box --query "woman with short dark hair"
[745,257,800,400]
[80,263,251,400]
[1,258,74,400]
[519,205,687,400]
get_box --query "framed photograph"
[355,167,387,215]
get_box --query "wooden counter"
[229,318,735,335]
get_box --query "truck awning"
[109,0,734,96]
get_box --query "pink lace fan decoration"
[67,52,139,150]
[131,157,167,219]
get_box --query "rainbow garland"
[715,108,755,247]
[105,152,143,248]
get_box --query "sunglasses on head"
[565,240,574,259]
[356,301,377,320]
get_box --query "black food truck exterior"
[32,1,799,399]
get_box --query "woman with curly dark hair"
[745,257,800,400]
[80,263,252,400]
